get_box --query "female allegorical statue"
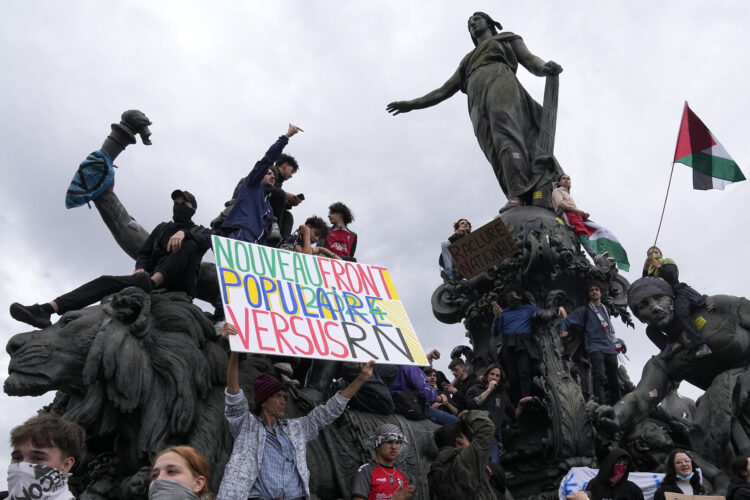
[387,12,563,212]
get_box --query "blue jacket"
[222,136,288,242]
[561,304,617,354]
[491,304,540,336]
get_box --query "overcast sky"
[1,1,749,487]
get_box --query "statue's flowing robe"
[458,32,563,200]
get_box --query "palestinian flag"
[561,213,630,272]
[674,102,745,190]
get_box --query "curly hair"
[305,216,329,241]
[587,280,606,295]
[275,153,299,173]
[152,446,212,497]
[10,413,86,462]
[328,202,354,226]
[478,363,507,389]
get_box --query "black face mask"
[173,203,195,225]
[507,297,522,308]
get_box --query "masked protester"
[149,446,213,500]
[10,189,212,329]
[584,448,644,500]
[8,414,86,500]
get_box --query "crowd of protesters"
[4,119,737,500]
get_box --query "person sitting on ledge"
[10,189,212,329]
[280,215,339,258]
[324,202,358,261]
[390,352,458,426]
[642,246,711,357]
[551,173,589,220]
[221,123,302,246]
[440,218,472,280]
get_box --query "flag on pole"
[673,102,745,190]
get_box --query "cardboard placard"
[447,218,518,279]
[213,236,428,365]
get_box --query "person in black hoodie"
[568,448,643,500]
[653,449,705,500]
[10,189,212,329]
[727,455,750,500]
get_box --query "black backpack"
[210,199,235,236]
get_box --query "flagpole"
[654,101,689,247]
[653,162,676,247]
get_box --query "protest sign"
[448,218,517,279]
[664,495,724,500]
[213,236,428,365]
[558,467,664,500]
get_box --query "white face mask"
[7,462,74,500]
[148,479,199,500]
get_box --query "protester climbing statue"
[4,110,445,500]
[386,11,564,212]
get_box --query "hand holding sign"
[341,360,376,399]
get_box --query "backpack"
[427,459,473,500]
[65,150,117,209]
[210,199,235,236]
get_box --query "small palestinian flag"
[674,102,745,190]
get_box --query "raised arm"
[510,38,562,77]
[244,124,302,186]
[386,68,461,115]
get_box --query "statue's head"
[468,12,502,46]
[628,277,674,327]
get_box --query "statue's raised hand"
[386,100,415,115]
[541,60,563,76]
[121,110,153,145]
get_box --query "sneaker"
[9,303,52,329]
[267,218,282,246]
[695,344,712,358]
[132,271,154,292]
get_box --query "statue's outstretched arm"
[612,356,672,430]
[93,111,153,259]
[511,38,562,77]
[386,68,461,115]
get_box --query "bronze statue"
[601,276,750,471]
[386,12,564,211]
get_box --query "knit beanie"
[253,374,286,405]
